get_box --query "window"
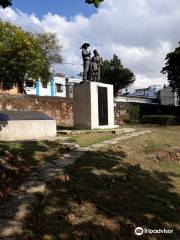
[56,83,63,93]
[26,81,34,88]
[42,82,48,88]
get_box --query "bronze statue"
[81,43,101,82]
[80,43,91,81]
[90,49,101,82]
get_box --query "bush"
[127,105,140,123]
[142,115,178,126]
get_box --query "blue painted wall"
[51,79,55,96]
[36,80,40,96]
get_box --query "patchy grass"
[67,132,115,147]
[0,140,66,198]
[23,126,180,240]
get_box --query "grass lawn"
[0,140,65,197]
[23,126,180,240]
[67,132,115,147]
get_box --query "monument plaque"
[98,86,108,125]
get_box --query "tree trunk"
[18,80,27,95]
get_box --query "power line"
[61,63,82,66]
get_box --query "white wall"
[160,87,179,106]
[115,96,153,104]
[25,77,82,97]
[54,77,66,97]
[0,120,56,141]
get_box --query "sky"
[0,0,180,89]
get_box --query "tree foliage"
[36,33,62,65]
[0,0,104,9]
[0,0,11,8]
[161,42,180,96]
[86,0,104,8]
[0,21,62,93]
[101,54,135,95]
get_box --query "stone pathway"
[0,150,86,239]
[0,128,151,239]
[91,130,151,149]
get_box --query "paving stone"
[20,181,46,193]
[41,162,56,169]
[17,194,37,205]
[62,142,80,150]
[0,219,23,237]
[90,129,151,149]
[112,128,136,134]
[41,166,64,173]
[27,174,40,181]
[121,128,136,133]
[91,143,108,149]
[103,140,119,145]
[52,159,75,167]
[63,151,85,159]
[38,174,55,182]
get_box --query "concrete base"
[0,120,56,141]
[0,111,57,141]
[73,81,115,129]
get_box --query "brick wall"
[0,94,73,126]
[114,102,130,124]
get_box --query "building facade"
[160,87,180,106]
[115,96,154,104]
[25,77,82,98]
[0,80,20,95]
[132,85,162,99]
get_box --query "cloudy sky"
[0,0,180,88]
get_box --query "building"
[131,85,162,99]
[115,96,154,104]
[25,76,82,98]
[0,80,20,95]
[118,85,162,99]
[160,86,180,106]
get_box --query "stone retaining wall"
[0,94,73,126]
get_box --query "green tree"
[0,21,62,93]
[36,33,62,65]
[0,0,11,8]
[101,54,135,95]
[161,42,180,96]
[86,0,104,8]
[0,0,104,8]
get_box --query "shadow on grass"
[23,149,180,240]
[0,140,65,198]
[0,138,70,239]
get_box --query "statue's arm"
[82,49,91,57]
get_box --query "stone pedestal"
[0,111,56,141]
[73,81,115,129]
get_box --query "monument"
[0,111,56,141]
[73,43,116,129]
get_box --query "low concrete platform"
[0,111,56,141]
[57,127,134,135]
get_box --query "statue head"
[93,49,99,56]
[80,43,90,49]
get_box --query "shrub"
[142,115,178,126]
[127,105,140,123]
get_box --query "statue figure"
[80,43,91,81]
[90,49,101,82]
